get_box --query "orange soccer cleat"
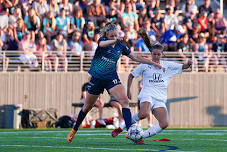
[67,129,77,143]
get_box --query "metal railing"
[0,51,226,72]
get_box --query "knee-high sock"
[73,109,87,131]
[122,108,132,130]
[120,112,140,130]
[142,124,163,138]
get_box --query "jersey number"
[112,79,118,84]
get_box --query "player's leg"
[147,113,153,128]
[109,84,132,131]
[67,93,99,143]
[95,99,106,125]
[67,77,104,143]
[143,107,168,138]
[110,100,123,123]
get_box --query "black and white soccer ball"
[128,124,144,141]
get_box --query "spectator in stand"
[3,26,18,52]
[197,11,209,33]
[56,8,71,38]
[138,7,148,28]
[212,32,227,72]
[127,23,137,40]
[15,18,27,42]
[207,45,219,72]
[86,0,106,26]
[82,20,95,53]
[119,0,137,14]
[146,0,158,19]
[120,30,133,72]
[189,22,201,49]
[24,8,41,34]
[181,0,197,17]
[71,6,85,32]
[198,0,213,17]
[162,25,184,52]
[195,33,209,72]
[183,6,198,36]
[214,9,227,34]
[9,7,22,28]
[178,34,192,61]
[18,31,39,69]
[105,0,118,14]
[91,33,100,54]
[59,0,73,17]
[166,0,180,16]
[42,10,57,44]
[32,0,49,20]
[48,0,59,17]
[35,34,52,71]
[121,3,139,31]
[69,31,83,63]
[50,32,68,72]
[0,7,8,30]
[0,29,9,71]
[106,6,121,24]
[151,9,165,37]
[164,6,178,31]
[135,0,146,12]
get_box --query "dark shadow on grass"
[206,106,227,126]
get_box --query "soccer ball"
[128,124,144,141]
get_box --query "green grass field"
[0,128,227,152]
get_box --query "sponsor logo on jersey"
[101,56,115,64]
[149,73,164,83]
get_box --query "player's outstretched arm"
[127,52,162,69]
[99,37,123,47]
[127,73,134,100]
[182,59,193,69]
[99,40,118,47]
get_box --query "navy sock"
[73,109,87,131]
[122,108,132,130]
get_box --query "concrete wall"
[0,72,226,127]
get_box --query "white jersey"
[131,60,183,102]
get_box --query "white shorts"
[139,96,167,111]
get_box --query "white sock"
[142,124,163,138]
[132,113,140,124]
[120,113,140,130]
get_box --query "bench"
[72,102,138,114]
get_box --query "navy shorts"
[87,76,121,95]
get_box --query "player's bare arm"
[127,74,134,100]
[99,37,123,47]
[127,52,162,69]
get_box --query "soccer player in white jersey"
[112,40,192,144]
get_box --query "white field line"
[1,136,226,142]
[0,144,160,151]
[0,129,227,134]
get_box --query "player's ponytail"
[99,22,118,37]
[138,28,164,52]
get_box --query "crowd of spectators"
[0,0,226,72]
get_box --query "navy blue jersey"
[88,37,131,80]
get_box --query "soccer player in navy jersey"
[67,22,162,144]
